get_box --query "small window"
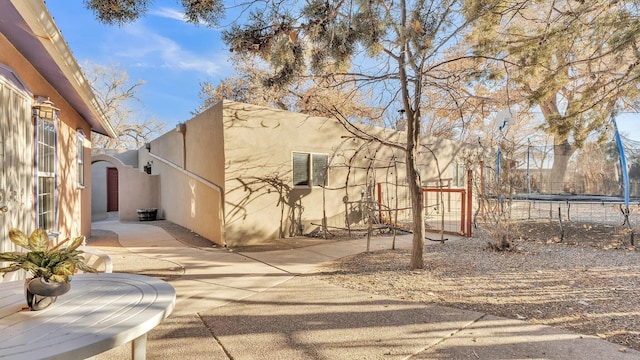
[293,153,310,186]
[293,152,328,187]
[35,114,57,231]
[77,129,86,188]
[453,162,465,187]
[312,153,328,186]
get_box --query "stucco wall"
[94,149,139,167]
[91,154,159,222]
[0,34,92,240]
[221,101,390,245]
[119,167,159,221]
[186,101,225,187]
[151,125,185,168]
[91,150,140,220]
[91,160,109,220]
[221,100,475,246]
[142,99,475,248]
[147,104,225,245]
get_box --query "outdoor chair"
[78,246,113,273]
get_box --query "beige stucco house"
[0,0,115,257]
[98,100,475,248]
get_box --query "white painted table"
[0,273,175,360]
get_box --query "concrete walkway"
[91,219,640,359]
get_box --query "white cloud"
[112,24,224,76]
[149,6,218,28]
[149,7,186,22]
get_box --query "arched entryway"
[91,153,159,222]
[91,158,121,221]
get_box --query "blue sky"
[617,114,640,142]
[45,1,640,142]
[46,0,231,131]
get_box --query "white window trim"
[0,63,32,98]
[292,152,329,188]
[76,129,86,189]
[33,104,59,232]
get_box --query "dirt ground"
[313,221,640,352]
[90,220,640,352]
[506,219,636,250]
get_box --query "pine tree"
[82,0,223,27]
[471,1,640,192]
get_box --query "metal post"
[467,169,473,237]
[611,115,630,207]
[527,138,531,195]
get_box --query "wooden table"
[0,273,175,360]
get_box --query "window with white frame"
[452,161,466,187]
[34,101,58,232]
[76,129,85,188]
[292,152,328,187]
[311,153,328,186]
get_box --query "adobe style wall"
[144,103,225,246]
[91,150,145,221]
[220,100,475,246]
[143,99,476,248]
[91,154,159,222]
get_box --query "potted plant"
[0,228,98,310]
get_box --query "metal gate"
[376,170,473,237]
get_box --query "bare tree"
[222,0,508,269]
[84,62,166,150]
[196,54,383,124]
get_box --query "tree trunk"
[407,146,424,269]
[538,98,578,194]
[549,139,576,193]
[399,0,424,269]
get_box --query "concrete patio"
[90,218,640,359]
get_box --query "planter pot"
[25,277,70,311]
[137,208,158,221]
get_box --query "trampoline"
[508,193,640,203]
[477,114,637,246]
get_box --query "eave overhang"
[0,0,116,137]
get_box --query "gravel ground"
[312,232,640,352]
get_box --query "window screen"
[77,130,85,187]
[36,117,56,231]
[293,152,310,186]
[312,154,328,186]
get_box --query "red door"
[106,167,119,212]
